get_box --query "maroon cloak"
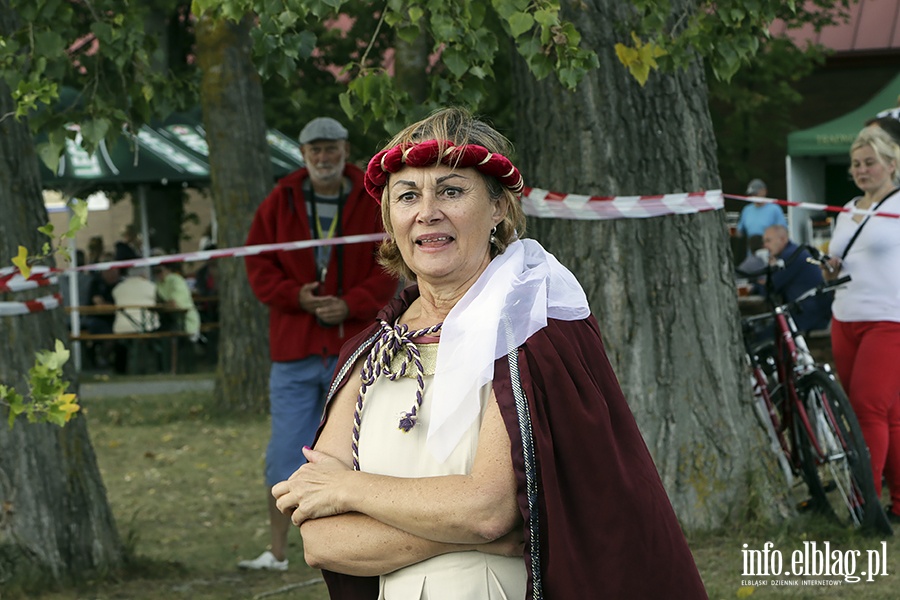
[314,286,708,599]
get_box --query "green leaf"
[37,140,65,175]
[90,21,113,44]
[384,10,403,27]
[297,30,317,59]
[516,36,541,61]
[339,90,356,120]
[442,47,468,78]
[278,10,299,27]
[44,405,66,427]
[559,67,580,90]
[507,12,535,38]
[65,199,89,239]
[33,31,65,58]
[38,223,55,238]
[81,118,111,149]
[431,14,459,41]
[6,390,25,417]
[397,25,421,45]
[409,6,425,23]
[534,9,558,28]
[359,74,378,105]
[527,52,553,80]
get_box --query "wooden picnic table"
[66,304,189,374]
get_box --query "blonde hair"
[851,126,900,184]
[376,107,527,281]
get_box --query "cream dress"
[357,341,527,600]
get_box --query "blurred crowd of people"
[58,224,219,372]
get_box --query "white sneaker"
[237,550,288,571]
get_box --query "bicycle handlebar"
[802,244,838,274]
[791,274,851,305]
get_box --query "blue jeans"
[265,355,339,486]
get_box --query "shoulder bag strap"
[841,187,900,259]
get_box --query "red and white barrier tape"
[725,193,900,219]
[72,232,387,273]
[0,234,387,315]
[0,188,791,314]
[521,188,724,220]
[0,293,63,316]
[73,189,723,275]
[0,266,58,293]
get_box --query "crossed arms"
[271,361,523,577]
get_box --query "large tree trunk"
[511,0,783,529]
[394,28,430,105]
[196,15,271,412]
[0,27,123,592]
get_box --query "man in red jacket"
[239,116,397,571]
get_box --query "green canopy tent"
[785,71,900,243]
[40,125,211,192]
[38,102,305,266]
[152,107,305,176]
[39,117,305,255]
[37,92,305,371]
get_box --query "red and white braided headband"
[365,139,525,203]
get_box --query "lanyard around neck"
[309,183,345,240]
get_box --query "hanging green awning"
[36,88,305,195]
[787,71,900,157]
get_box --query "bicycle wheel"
[794,369,893,534]
[746,347,795,486]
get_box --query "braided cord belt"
[351,319,443,470]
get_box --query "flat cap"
[299,117,349,144]
[746,178,767,195]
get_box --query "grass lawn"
[34,385,330,600]
[694,518,898,599]
[25,378,900,599]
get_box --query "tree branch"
[359,2,388,69]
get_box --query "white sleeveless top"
[829,193,900,323]
[356,342,527,600]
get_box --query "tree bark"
[511,0,783,529]
[0,9,123,587]
[195,15,271,413]
[394,28,430,105]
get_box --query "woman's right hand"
[821,256,842,281]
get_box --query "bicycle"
[738,246,893,534]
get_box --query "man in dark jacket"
[239,116,397,571]
[763,224,833,332]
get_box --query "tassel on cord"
[351,320,443,470]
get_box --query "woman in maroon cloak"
[273,107,708,599]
